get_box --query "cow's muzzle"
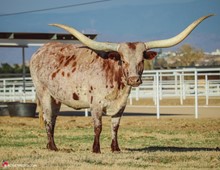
[127,76,142,87]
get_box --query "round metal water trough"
[7,102,37,117]
[0,102,9,116]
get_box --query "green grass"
[0,116,220,169]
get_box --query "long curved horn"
[49,24,119,52]
[145,14,214,49]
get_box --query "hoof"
[92,146,101,153]
[47,143,58,151]
[92,148,101,154]
[93,142,101,153]
[111,141,121,152]
[111,147,121,153]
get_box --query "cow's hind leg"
[91,107,103,153]
[40,95,61,151]
[111,107,125,152]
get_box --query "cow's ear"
[108,51,121,60]
[143,51,157,60]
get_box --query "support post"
[205,75,209,105]
[156,71,160,119]
[194,69,198,119]
[22,47,26,102]
[85,109,89,117]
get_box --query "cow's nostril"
[128,76,142,87]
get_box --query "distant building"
[154,49,220,69]
[211,49,220,55]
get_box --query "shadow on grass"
[125,146,220,152]
[50,111,190,117]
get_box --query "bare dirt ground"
[127,97,220,118]
[59,97,220,118]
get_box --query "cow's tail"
[36,97,44,128]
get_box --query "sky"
[0,0,220,64]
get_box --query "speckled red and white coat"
[30,41,157,153]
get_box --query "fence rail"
[130,68,220,105]
[0,68,220,118]
[0,77,35,102]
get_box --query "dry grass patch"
[0,116,219,169]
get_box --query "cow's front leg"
[41,96,60,151]
[91,108,103,153]
[111,107,125,152]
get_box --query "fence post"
[182,71,186,100]
[179,73,183,105]
[194,69,199,119]
[205,74,209,105]
[22,47,26,102]
[156,71,160,119]
[85,109,89,117]
[159,73,162,100]
[12,84,15,102]
[135,87,139,101]
[129,94,133,105]
[174,71,178,97]
[3,79,6,102]
[153,75,156,105]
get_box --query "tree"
[144,60,153,70]
[0,63,30,77]
[13,64,23,73]
[175,44,204,67]
[0,63,14,73]
[154,57,168,69]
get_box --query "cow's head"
[116,42,157,87]
[50,14,213,87]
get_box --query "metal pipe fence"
[0,77,35,102]
[129,68,220,118]
[0,68,219,118]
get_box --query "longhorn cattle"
[30,14,213,153]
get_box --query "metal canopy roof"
[0,32,97,47]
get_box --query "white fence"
[0,68,220,118]
[130,68,220,118]
[0,77,35,102]
[130,68,220,104]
